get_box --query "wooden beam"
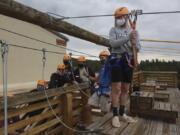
[0,83,88,109]
[0,0,110,47]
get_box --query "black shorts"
[111,58,133,83]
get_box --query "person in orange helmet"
[48,64,66,89]
[62,55,78,85]
[22,80,48,121]
[109,7,140,127]
[74,56,95,86]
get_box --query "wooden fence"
[133,71,178,87]
[0,83,90,135]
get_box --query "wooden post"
[81,88,92,125]
[174,72,178,88]
[0,0,110,47]
[61,93,73,135]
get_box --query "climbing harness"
[108,53,134,72]
[1,40,9,135]
[94,65,111,98]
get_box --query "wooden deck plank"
[169,124,178,135]
[147,120,157,135]
[119,118,143,135]
[154,121,163,135]
[162,122,169,135]
[87,113,113,130]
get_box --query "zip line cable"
[1,27,180,58]
[0,27,98,58]
[1,27,180,53]
[7,43,99,59]
[47,10,180,20]
[7,42,180,58]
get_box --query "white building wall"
[0,14,66,94]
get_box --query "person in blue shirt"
[87,51,111,113]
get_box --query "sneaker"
[112,116,121,128]
[119,114,137,123]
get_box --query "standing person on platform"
[109,7,141,127]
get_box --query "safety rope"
[1,40,9,135]
[140,39,180,44]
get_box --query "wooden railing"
[0,83,90,135]
[133,71,178,87]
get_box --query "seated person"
[24,80,47,118]
[48,64,66,89]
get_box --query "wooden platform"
[84,88,180,135]
[154,91,170,102]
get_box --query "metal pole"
[42,48,46,80]
[1,40,9,135]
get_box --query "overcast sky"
[16,0,180,61]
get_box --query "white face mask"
[116,18,126,27]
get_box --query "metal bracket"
[131,9,143,16]
[1,40,9,59]
[42,48,47,63]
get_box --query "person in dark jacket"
[63,55,78,86]
[48,64,66,89]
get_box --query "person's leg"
[119,82,130,116]
[112,82,121,116]
[119,82,137,123]
[82,93,99,125]
[100,95,111,114]
[111,82,121,127]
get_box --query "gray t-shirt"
[109,26,141,55]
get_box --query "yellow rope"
[140,38,180,44]
[144,46,180,51]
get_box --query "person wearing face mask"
[62,55,78,85]
[109,7,141,127]
[48,64,66,89]
[74,56,95,84]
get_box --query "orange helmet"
[57,64,65,70]
[37,80,46,86]
[77,56,86,62]
[99,51,110,57]
[63,55,71,61]
[7,94,14,97]
[114,7,129,18]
